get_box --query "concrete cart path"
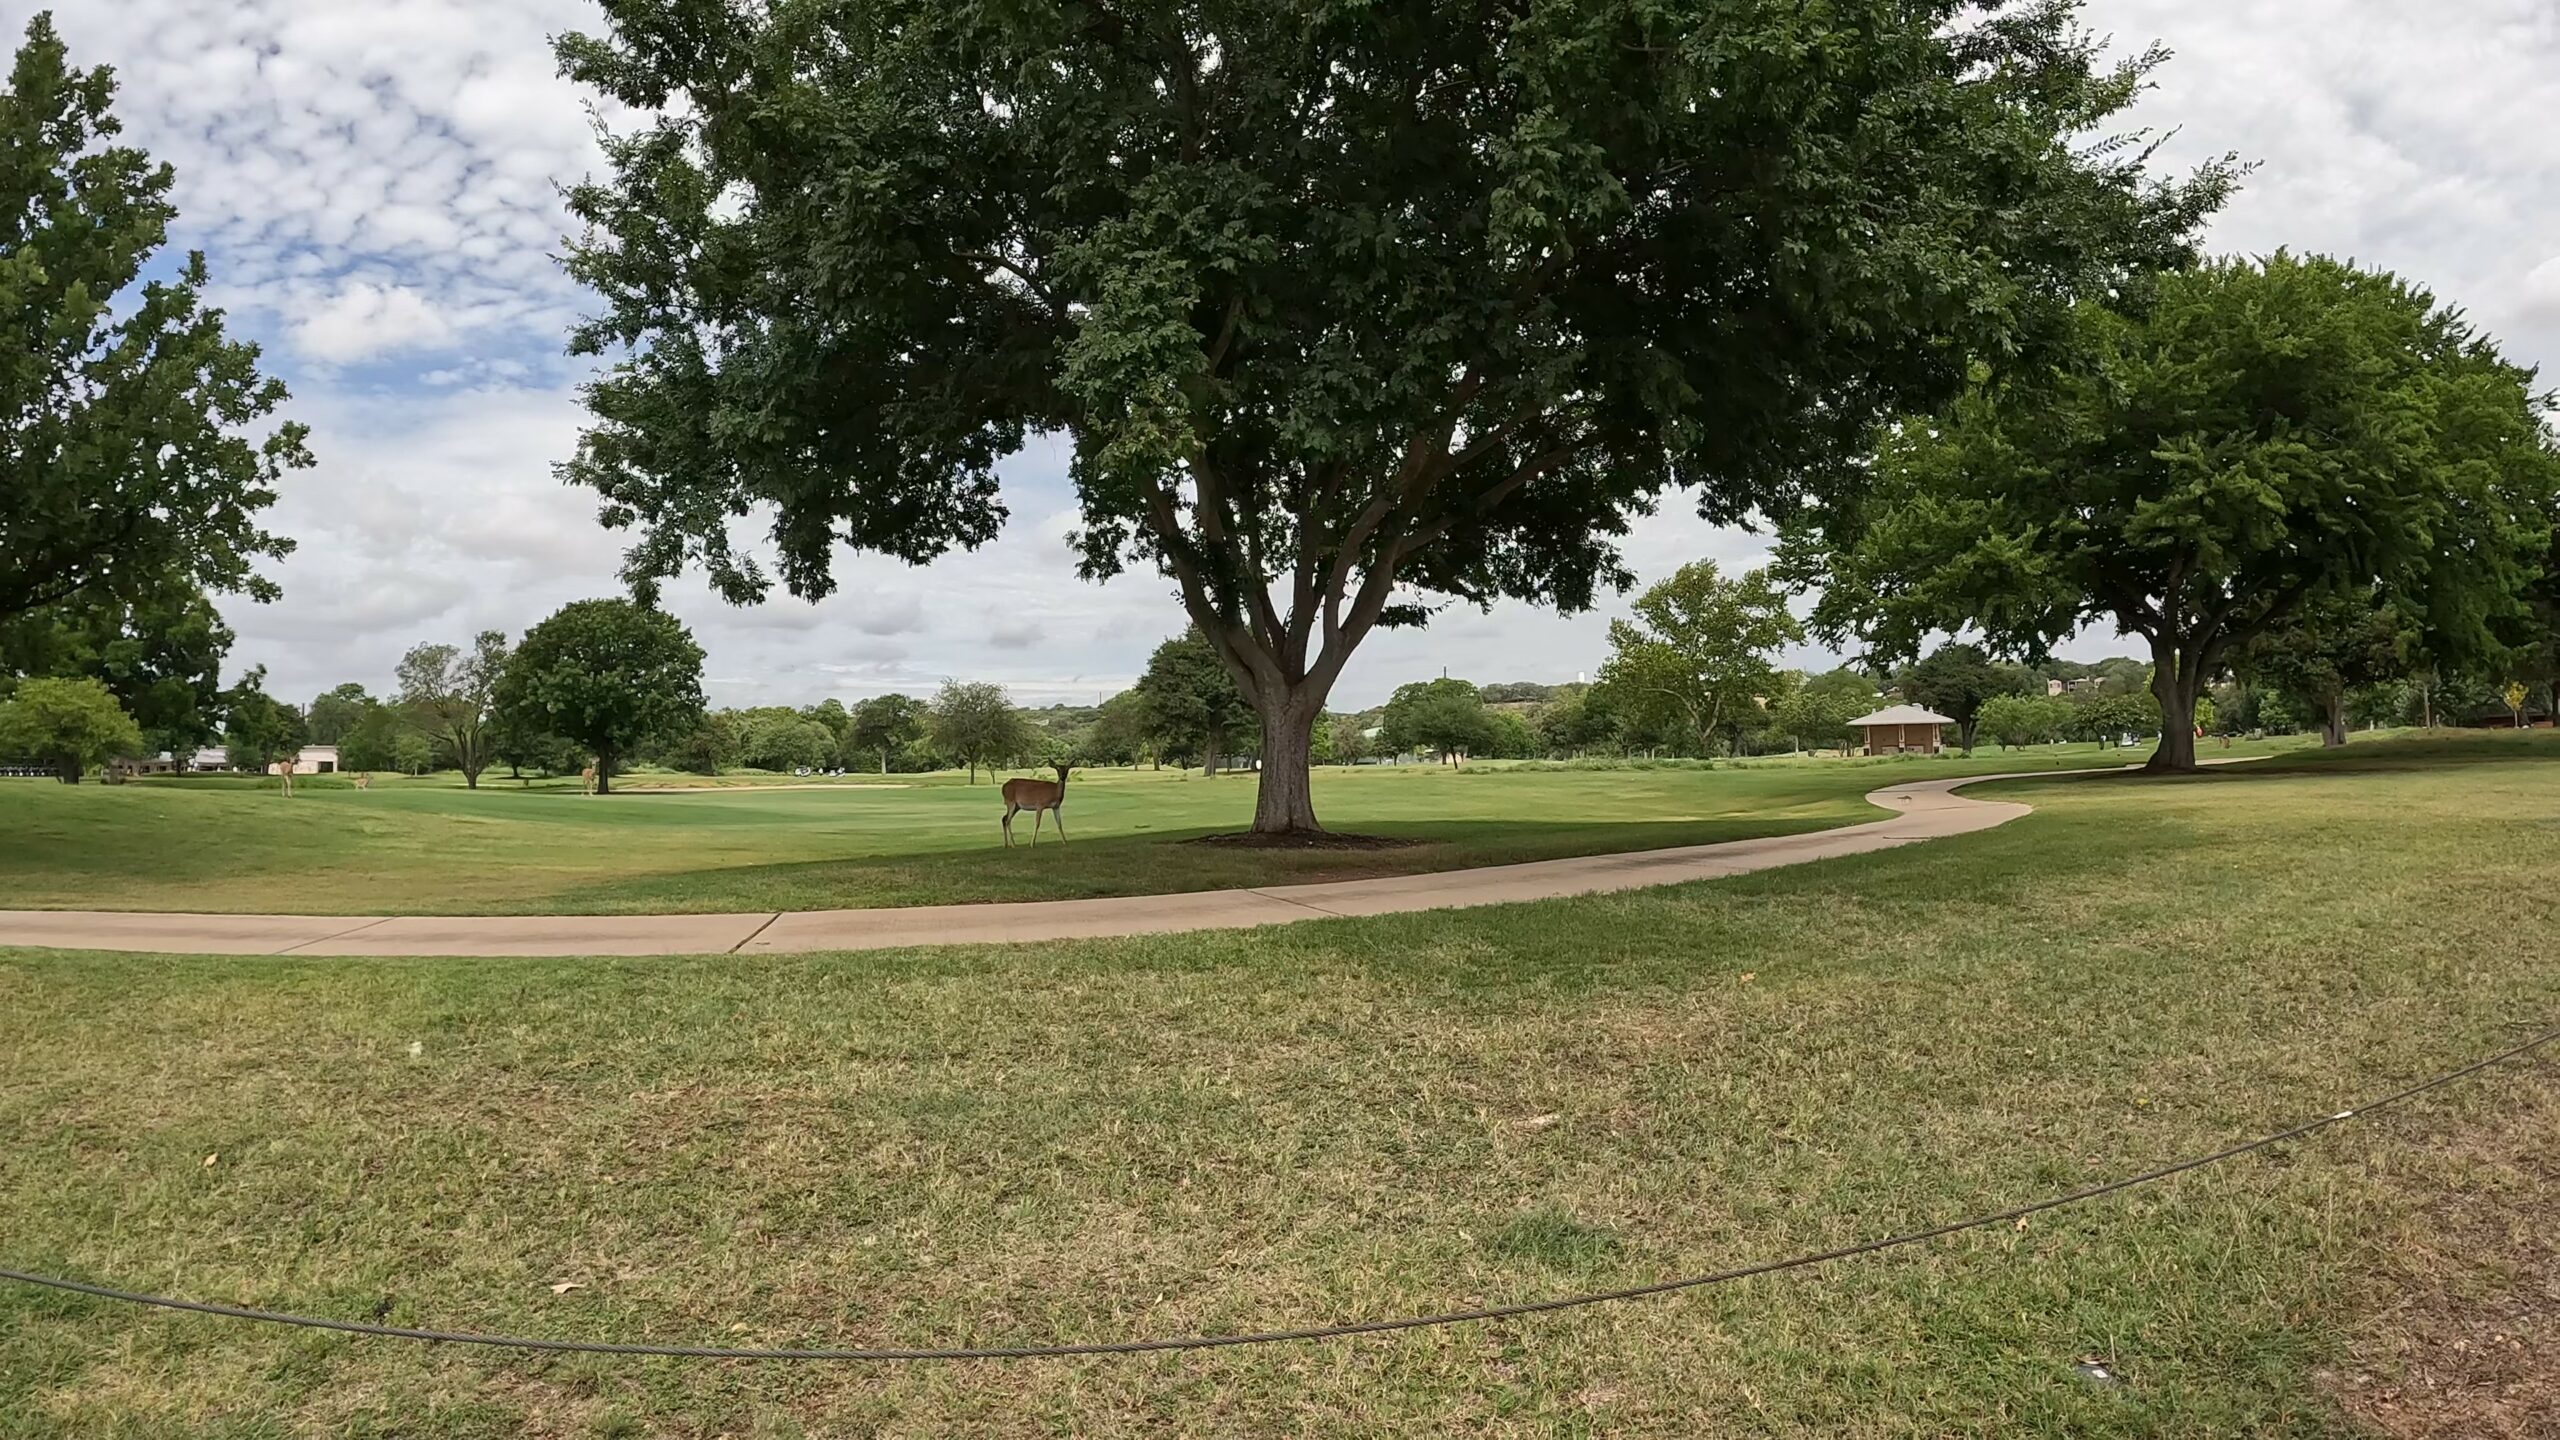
[0,767,2154,958]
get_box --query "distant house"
[182,745,341,774]
[1847,704,1957,756]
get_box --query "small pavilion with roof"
[1847,704,1956,756]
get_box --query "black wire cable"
[5,1022,2553,1362]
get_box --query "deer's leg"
[1030,808,1042,846]
[1051,806,1066,844]
[1003,805,1016,846]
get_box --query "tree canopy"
[1594,562,1800,756]
[0,16,310,628]
[1897,643,2025,754]
[0,675,141,782]
[927,682,1029,783]
[1783,253,2560,771]
[1135,629,1254,773]
[221,668,305,775]
[2,578,231,756]
[1380,677,1495,763]
[498,599,704,792]
[397,632,509,788]
[556,0,2224,831]
[850,693,930,774]
[2239,594,2411,747]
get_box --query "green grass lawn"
[0,738,2310,915]
[2,730,2556,1436]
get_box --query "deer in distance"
[1001,763,1071,847]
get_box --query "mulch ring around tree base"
[1181,830,1427,851]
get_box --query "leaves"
[551,0,2226,814]
[499,601,706,786]
[0,17,312,626]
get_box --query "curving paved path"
[0,769,2113,958]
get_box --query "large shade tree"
[1135,628,1254,774]
[926,681,1028,784]
[1594,562,1801,757]
[0,676,141,782]
[849,692,929,774]
[1782,253,2560,771]
[555,0,2225,832]
[396,632,509,788]
[1,16,310,627]
[498,600,705,793]
[2,578,232,758]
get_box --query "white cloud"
[13,0,2557,710]
[290,281,455,362]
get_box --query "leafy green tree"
[1976,693,2072,751]
[1380,678,1496,764]
[221,668,305,775]
[1487,709,1538,760]
[0,676,141,782]
[396,631,508,787]
[499,599,705,793]
[2069,691,2161,749]
[1,578,232,757]
[927,681,1028,784]
[337,703,403,775]
[849,693,930,774]
[1771,668,1879,754]
[1533,688,1613,756]
[486,703,580,785]
[672,712,744,775]
[1786,253,2560,772]
[0,17,311,627]
[1327,715,1374,767]
[2239,595,2410,747]
[1136,630,1253,776]
[555,0,2223,832]
[1897,643,2025,754]
[1595,563,1800,757]
[1083,689,1151,768]
[304,683,375,746]
[390,732,436,777]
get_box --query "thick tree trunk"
[2321,692,2348,748]
[2144,642,2203,774]
[1203,721,1224,777]
[596,752,615,794]
[1249,692,1323,833]
[879,748,889,775]
[55,757,79,784]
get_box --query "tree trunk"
[596,752,614,794]
[1203,721,1224,777]
[2144,641,2203,774]
[55,756,79,784]
[2321,691,2348,748]
[1250,692,1322,833]
[879,748,889,775]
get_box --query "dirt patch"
[2324,1084,2560,1438]
[1179,829,1427,851]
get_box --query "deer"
[269,758,296,797]
[580,764,599,796]
[1000,763,1071,847]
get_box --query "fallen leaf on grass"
[201,1153,218,1168]
[1518,1113,1561,1130]
[1738,972,1758,983]
[548,1282,585,1295]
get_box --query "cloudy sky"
[15,1,2559,710]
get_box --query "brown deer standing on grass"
[1001,763,1071,847]
[269,758,296,797]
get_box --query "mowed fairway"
[0,745,2297,916]
[2,732,2557,1437]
